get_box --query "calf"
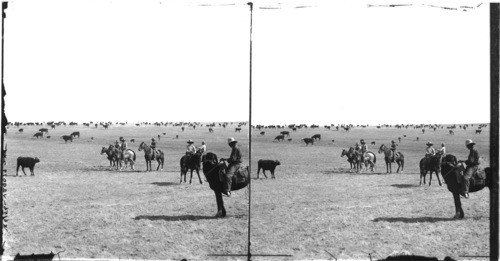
[71,131,80,138]
[16,157,40,176]
[257,160,281,179]
[302,138,314,146]
[371,141,376,145]
[235,127,242,132]
[130,139,135,143]
[33,132,43,139]
[61,135,73,143]
[274,135,285,142]
[475,129,482,134]
[311,134,321,141]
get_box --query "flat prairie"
[3,123,491,260]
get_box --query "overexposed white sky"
[1,0,491,125]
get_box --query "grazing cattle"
[416,137,419,141]
[33,132,43,139]
[274,135,285,142]
[302,138,314,146]
[71,131,80,138]
[157,135,161,140]
[130,139,135,143]
[39,128,49,133]
[398,137,401,143]
[280,131,290,137]
[61,135,73,143]
[371,141,376,145]
[260,131,265,135]
[422,129,425,134]
[16,157,40,176]
[288,138,292,142]
[181,127,185,132]
[18,128,23,133]
[257,160,281,179]
[449,130,454,135]
[163,133,166,135]
[292,127,297,132]
[235,127,242,132]
[311,134,321,141]
[51,125,56,129]
[332,139,335,143]
[475,129,482,134]
[209,128,214,133]
[46,136,51,139]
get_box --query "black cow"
[46,136,51,139]
[39,128,49,133]
[280,131,290,137]
[260,131,265,135]
[292,127,297,132]
[287,138,292,142]
[33,132,43,139]
[130,139,135,143]
[51,125,56,129]
[62,135,73,143]
[71,131,80,138]
[302,138,314,146]
[475,129,482,134]
[371,141,376,145]
[209,128,214,133]
[16,157,40,176]
[18,128,23,133]
[235,127,242,132]
[257,160,281,179]
[311,134,321,141]
[274,135,285,142]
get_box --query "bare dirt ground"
[3,123,491,260]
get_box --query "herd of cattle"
[5,121,488,181]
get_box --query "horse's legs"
[189,169,193,184]
[435,170,442,186]
[452,192,464,219]
[215,191,226,217]
[195,168,203,184]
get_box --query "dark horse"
[180,151,203,184]
[138,142,164,171]
[378,144,404,173]
[419,152,443,186]
[101,146,117,167]
[201,152,249,217]
[441,155,494,219]
[341,147,358,171]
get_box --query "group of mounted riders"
[424,139,480,199]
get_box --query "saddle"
[218,163,249,186]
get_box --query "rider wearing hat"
[425,142,435,158]
[459,139,480,199]
[120,137,127,151]
[390,140,397,162]
[186,140,196,156]
[354,142,361,152]
[151,138,157,158]
[360,139,368,157]
[221,137,242,197]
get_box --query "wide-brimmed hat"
[465,139,475,147]
[227,137,237,144]
[426,142,433,146]
[187,139,194,144]
[360,139,365,144]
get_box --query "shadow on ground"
[134,215,218,221]
[391,184,419,188]
[82,166,143,173]
[373,216,454,223]
[151,182,178,186]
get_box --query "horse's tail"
[132,150,136,161]
[373,154,376,164]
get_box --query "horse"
[354,150,376,172]
[180,151,203,184]
[100,146,117,167]
[419,153,443,186]
[341,147,359,172]
[104,145,122,170]
[138,142,164,171]
[201,152,249,217]
[120,149,136,170]
[441,156,495,219]
[378,144,404,173]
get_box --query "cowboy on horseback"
[390,140,397,162]
[186,140,196,156]
[120,137,128,158]
[198,141,207,164]
[354,142,361,152]
[458,139,480,199]
[425,142,436,158]
[151,138,157,158]
[360,139,368,158]
[220,137,242,197]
